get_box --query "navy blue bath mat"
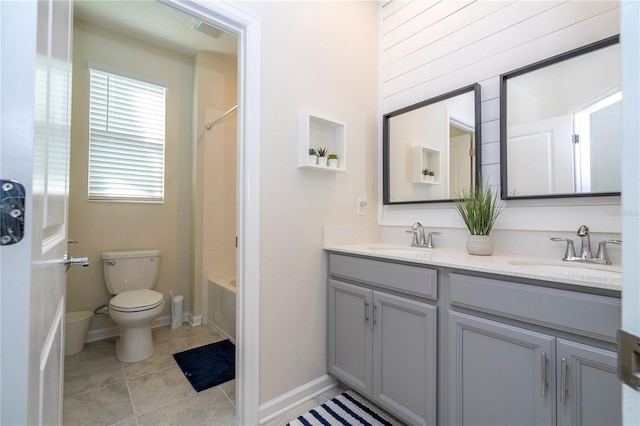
[173,339,235,392]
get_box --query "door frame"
[162,1,261,424]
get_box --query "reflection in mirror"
[501,35,621,200]
[383,84,481,204]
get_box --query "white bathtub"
[208,276,236,343]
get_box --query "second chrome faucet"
[406,222,441,248]
[551,225,621,264]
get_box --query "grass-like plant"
[454,185,504,235]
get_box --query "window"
[88,68,166,202]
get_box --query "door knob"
[63,252,89,272]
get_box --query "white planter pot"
[308,155,318,165]
[317,157,328,167]
[328,158,338,168]
[466,234,493,256]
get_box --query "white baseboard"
[259,375,338,424]
[85,311,191,343]
[189,313,202,326]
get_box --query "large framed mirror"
[500,35,621,200]
[383,84,481,204]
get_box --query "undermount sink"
[367,246,433,259]
[508,260,622,280]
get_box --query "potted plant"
[317,147,328,166]
[308,148,318,165]
[422,169,435,183]
[327,153,339,168]
[454,185,505,255]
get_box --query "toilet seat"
[110,289,164,313]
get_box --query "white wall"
[380,0,622,233]
[67,19,194,333]
[237,1,379,404]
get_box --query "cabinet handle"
[373,304,377,326]
[541,352,547,397]
[561,357,567,405]
[364,300,369,321]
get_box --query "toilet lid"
[110,290,164,312]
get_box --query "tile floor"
[63,324,236,426]
[63,324,403,426]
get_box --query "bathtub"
[207,276,236,343]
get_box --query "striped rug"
[286,391,400,426]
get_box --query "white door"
[0,1,73,424]
[621,2,640,424]
[507,116,573,196]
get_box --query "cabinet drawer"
[329,253,437,300]
[448,273,620,342]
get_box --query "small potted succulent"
[327,153,339,168]
[454,185,505,256]
[316,147,328,166]
[422,169,435,183]
[308,148,318,165]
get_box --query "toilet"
[102,249,165,363]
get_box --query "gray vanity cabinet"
[372,291,436,426]
[448,311,555,425]
[447,272,621,426]
[327,254,438,426]
[327,279,373,396]
[556,340,621,426]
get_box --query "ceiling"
[74,0,237,57]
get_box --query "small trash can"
[171,294,183,330]
[65,311,93,356]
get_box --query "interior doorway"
[68,1,261,423]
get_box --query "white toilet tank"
[102,249,161,294]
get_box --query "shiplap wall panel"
[383,1,560,80]
[381,0,410,20]
[384,1,616,103]
[380,0,620,226]
[383,6,619,112]
[383,1,438,35]
[383,1,474,52]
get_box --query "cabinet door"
[327,279,373,396]
[556,339,621,426]
[448,311,555,426]
[373,292,437,426]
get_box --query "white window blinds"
[89,69,166,202]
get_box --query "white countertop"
[324,243,622,293]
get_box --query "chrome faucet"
[576,225,592,259]
[551,225,621,265]
[406,222,440,248]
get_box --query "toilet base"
[116,325,155,363]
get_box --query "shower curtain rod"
[205,105,238,130]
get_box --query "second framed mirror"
[500,35,621,200]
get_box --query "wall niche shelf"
[412,145,441,184]
[298,113,346,173]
